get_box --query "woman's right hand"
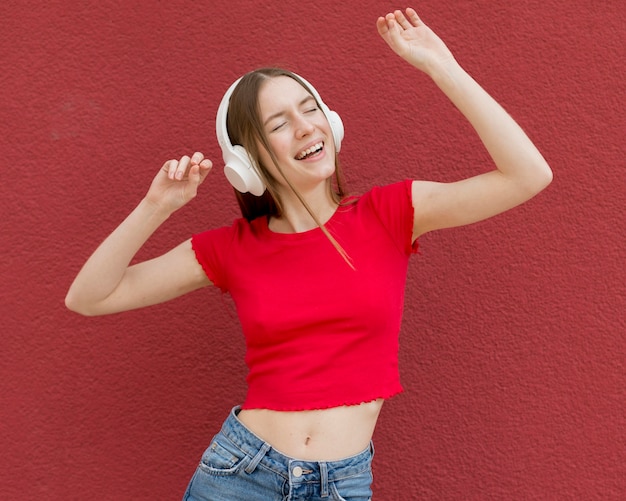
[145,151,213,214]
[65,151,213,316]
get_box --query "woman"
[66,8,552,500]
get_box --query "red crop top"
[192,179,418,411]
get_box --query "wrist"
[137,197,173,224]
[424,56,462,84]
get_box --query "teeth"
[296,142,323,160]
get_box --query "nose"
[293,113,315,138]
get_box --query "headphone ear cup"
[216,76,267,196]
[326,110,344,153]
[224,145,266,196]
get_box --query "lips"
[295,141,324,160]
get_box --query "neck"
[270,182,337,233]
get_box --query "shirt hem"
[241,387,404,412]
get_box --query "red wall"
[2,0,625,499]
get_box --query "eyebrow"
[263,95,317,127]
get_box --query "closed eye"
[271,122,287,132]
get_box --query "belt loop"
[245,442,271,474]
[320,461,329,497]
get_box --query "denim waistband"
[220,406,373,485]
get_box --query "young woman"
[66,8,552,501]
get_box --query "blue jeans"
[183,406,374,501]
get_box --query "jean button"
[292,466,303,478]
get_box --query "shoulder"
[338,180,417,255]
[193,217,264,244]
[355,179,414,212]
[191,217,266,291]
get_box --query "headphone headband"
[215,71,344,196]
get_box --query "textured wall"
[2,0,624,499]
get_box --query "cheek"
[257,146,271,167]
[255,145,281,181]
[258,136,289,167]
[253,138,271,165]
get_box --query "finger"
[176,155,191,180]
[199,158,213,170]
[197,160,212,184]
[190,151,204,165]
[388,13,406,35]
[378,13,404,44]
[405,8,423,26]
[385,12,398,28]
[378,13,396,35]
[161,159,173,173]
[188,161,211,189]
[163,159,178,179]
[394,9,412,30]
[376,16,390,36]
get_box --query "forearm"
[427,59,552,189]
[65,198,170,313]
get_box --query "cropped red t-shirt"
[192,179,418,411]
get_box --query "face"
[256,76,336,194]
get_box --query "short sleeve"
[364,179,418,256]
[191,224,237,292]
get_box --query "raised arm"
[65,152,213,316]
[377,8,553,239]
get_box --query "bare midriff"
[237,398,384,461]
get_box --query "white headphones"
[215,72,344,196]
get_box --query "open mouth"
[295,142,324,160]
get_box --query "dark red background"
[2,0,624,499]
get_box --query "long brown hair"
[226,68,352,265]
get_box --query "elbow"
[64,290,97,317]
[537,161,554,192]
[527,159,553,196]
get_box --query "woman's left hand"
[376,8,455,75]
